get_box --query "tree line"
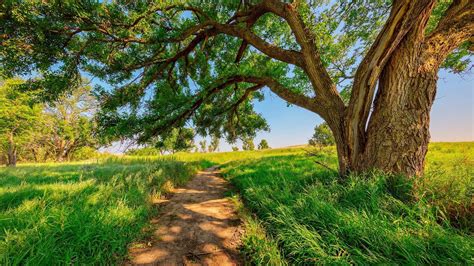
[126,135,271,155]
[0,78,97,166]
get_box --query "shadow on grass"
[221,153,474,265]
[0,159,205,264]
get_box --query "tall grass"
[220,142,473,264]
[1,142,471,264]
[0,157,207,264]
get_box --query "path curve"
[127,167,243,265]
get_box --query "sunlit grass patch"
[0,158,205,264]
[221,142,474,264]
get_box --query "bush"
[70,146,99,161]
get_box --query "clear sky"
[103,69,473,153]
[212,69,473,152]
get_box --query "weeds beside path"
[127,167,243,265]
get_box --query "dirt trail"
[127,167,243,266]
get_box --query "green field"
[0,158,210,264]
[222,142,473,264]
[0,142,472,264]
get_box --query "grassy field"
[220,142,474,264]
[0,142,472,264]
[0,158,210,264]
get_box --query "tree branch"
[145,74,322,138]
[262,0,342,109]
[421,0,474,72]
[239,76,325,115]
[211,21,304,67]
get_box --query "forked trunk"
[334,43,438,177]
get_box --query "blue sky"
[210,69,473,152]
[103,69,473,153]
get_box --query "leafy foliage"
[0,78,98,164]
[0,79,43,165]
[199,140,207,153]
[257,139,270,150]
[208,135,220,153]
[153,127,195,154]
[308,122,335,148]
[242,137,255,151]
[41,84,98,161]
[1,0,470,148]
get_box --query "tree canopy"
[242,137,255,151]
[0,79,42,165]
[2,0,469,142]
[1,0,472,175]
[0,78,98,165]
[153,127,195,154]
[258,139,270,150]
[309,122,335,148]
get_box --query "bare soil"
[127,167,243,265]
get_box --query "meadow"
[0,158,209,264]
[0,142,472,264]
[222,142,474,264]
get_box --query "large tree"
[42,84,98,161]
[0,79,43,166]
[1,0,472,175]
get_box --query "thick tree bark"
[358,73,437,176]
[333,70,437,177]
[330,0,459,177]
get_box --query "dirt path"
[127,167,243,266]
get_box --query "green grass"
[1,142,472,265]
[220,142,473,265]
[0,157,209,265]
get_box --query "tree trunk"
[7,133,17,167]
[31,147,39,163]
[334,43,438,177]
[358,73,436,176]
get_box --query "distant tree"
[0,79,43,166]
[258,139,270,150]
[309,122,335,150]
[208,135,220,153]
[242,138,255,151]
[231,146,239,152]
[199,140,207,153]
[42,84,98,161]
[154,127,194,154]
[69,146,99,161]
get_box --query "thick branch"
[262,0,342,109]
[243,76,324,115]
[211,22,304,67]
[346,0,435,163]
[421,0,474,71]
